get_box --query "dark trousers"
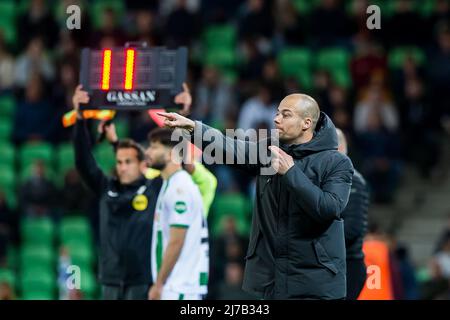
[102,284,150,300]
[346,259,367,300]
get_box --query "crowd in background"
[0,0,450,299]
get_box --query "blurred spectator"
[261,58,285,102]
[13,73,57,144]
[239,38,267,84]
[193,66,237,127]
[388,235,419,300]
[435,214,450,254]
[91,7,126,48]
[428,23,450,121]
[350,38,387,92]
[395,245,419,299]
[14,37,55,88]
[427,0,450,38]
[238,0,274,46]
[60,169,91,215]
[428,231,450,299]
[132,9,163,46]
[19,160,58,218]
[58,247,72,300]
[199,0,241,24]
[354,81,399,134]
[391,55,425,102]
[355,106,402,203]
[399,77,441,179]
[312,70,333,114]
[165,0,199,46]
[358,223,394,300]
[328,86,352,132]
[216,262,255,299]
[159,0,200,17]
[274,0,307,46]
[55,31,80,68]
[0,192,13,267]
[237,84,277,131]
[0,282,15,300]
[0,33,15,92]
[309,0,352,48]
[385,0,426,47]
[16,0,59,51]
[211,216,248,287]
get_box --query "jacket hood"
[281,112,338,158]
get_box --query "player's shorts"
[161,288,205,300]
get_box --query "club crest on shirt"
[174,201,187,214]
[132,194,148,211]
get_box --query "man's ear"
[303,118,313,130]
[140,161,147,173]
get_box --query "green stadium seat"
[21,218,55,247]
[203,25,236,50]
[79,268,97,299]
[277,48,313,89]
[65,243,94,270]
[20,251,55,273]
[333,68,352,88]
[388,46,426,69]
[114,119,130,139]
[0,268,16,288]
[19,143,54,169]
[1,186,17,209]
[60,216,93,246]
[211,193,251,236]
[0,95,15,118]
[291,0,320,15]
[6,245,18,269]
[0,141,15,167]
[94,143,116,173]
[19,164,55,185]
[0,120,12,141]
[21,290,55,300]
[315,48,352,87]
[316,47,351,71]
[0,166,15,192]
[0,1,17,46]
[57,143,75,173]
[417,0,437,17]
[20,267,55,298]
[205,48,239,68]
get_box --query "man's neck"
[160,162,182,180]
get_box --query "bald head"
[336,128,348,155]
[281,94,320,131]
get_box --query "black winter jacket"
[190,112,354,299]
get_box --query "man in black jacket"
[336,128,369,300]
[158,93,354,299]
[72,85,163,299]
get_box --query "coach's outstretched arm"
[158,112,268,175]
[73,85,107,195]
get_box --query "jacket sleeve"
[190,161,217,217]
[282,156,354,224]
[342,173,369,244]
[188,121,271,176]
[73,119,107,195]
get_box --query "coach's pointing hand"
[157,112,195,132]
[269,146,294,175]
